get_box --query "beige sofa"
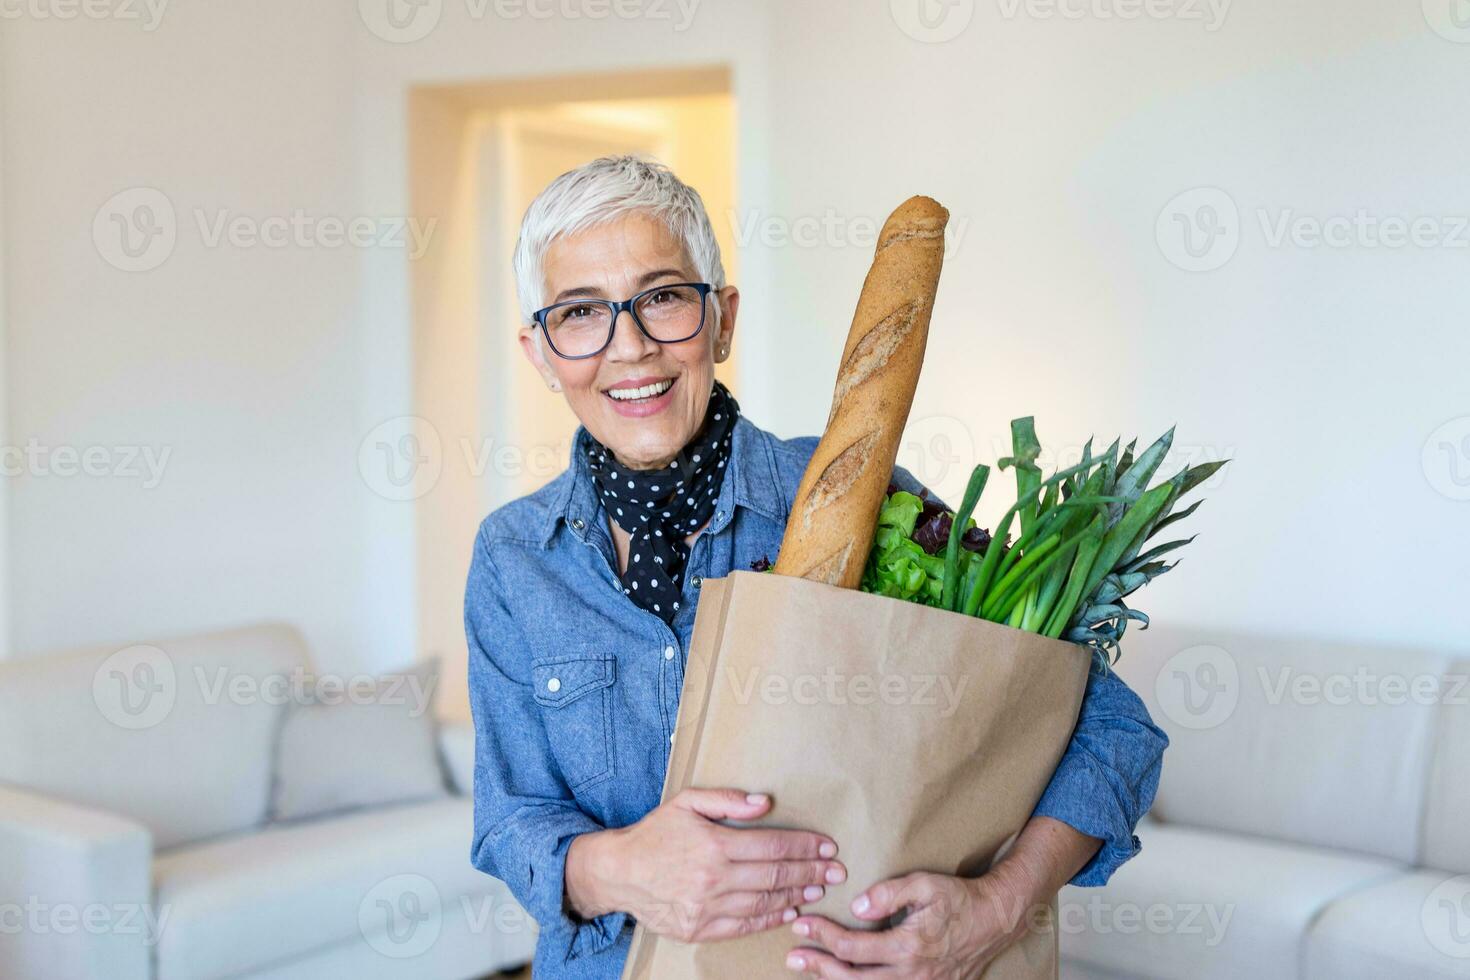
[1060,625,1470,979]
[0,624,536,980]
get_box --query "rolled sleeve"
[1031,660,1169,886]
[465,525,629,965]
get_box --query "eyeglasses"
[532,282,713,360]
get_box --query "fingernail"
[786,952,805,970]
[746,793,768,805]
[792,920,810,937]
[818,841,837,858]
[852,894,870,914]
[782,907,798,922]
[803,885,824,901]
[825,865,846,884]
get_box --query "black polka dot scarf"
[583,379,740,623]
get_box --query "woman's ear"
[714,286,739,362]
[518,326,562,391]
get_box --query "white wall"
[751,0,1470,651]
[0,4,371,663]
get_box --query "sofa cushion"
[269,658,447,822]
[0,623,310,849]
[152,797,499,980]
[1304,869,1470,979]
[1060,821,1402,980]
[1422,657,1470,875]
[1113,625,1450,863]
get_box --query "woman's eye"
[647,290,674,305]
[566,304,597,319]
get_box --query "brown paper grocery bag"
[622,570,1091,980]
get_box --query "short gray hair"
[512,155,726,325]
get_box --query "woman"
[466,156,1167,979]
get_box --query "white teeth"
[607,379,673,401]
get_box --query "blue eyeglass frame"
[532,281,714,360]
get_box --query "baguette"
[772,195,949,587]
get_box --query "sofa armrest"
[438,720,475,796]
[0,784,154,980]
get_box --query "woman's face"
[519,212,738,470]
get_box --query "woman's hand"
[783,871,1031,978]
[566,787,846,943]
[783,817,1101,978]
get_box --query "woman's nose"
[603,308,659,361]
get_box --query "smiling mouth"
[605,378,675,402]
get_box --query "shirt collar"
[537,414,786,548]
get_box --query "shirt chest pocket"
[531,654,616,791]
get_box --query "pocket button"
[547,677,561,693]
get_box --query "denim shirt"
[465,414,1168,980]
